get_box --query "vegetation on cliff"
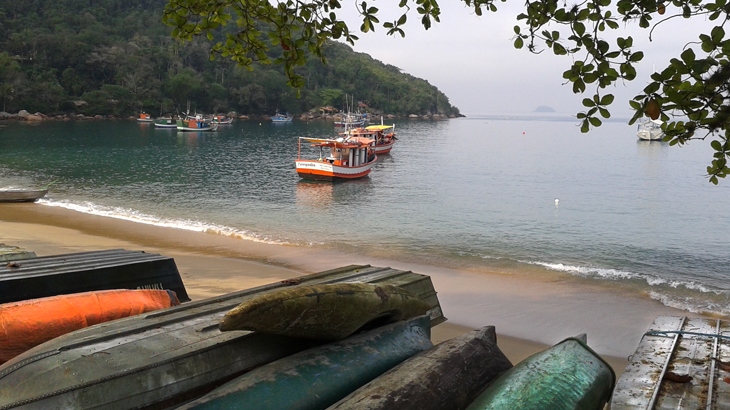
[0,0,459,117]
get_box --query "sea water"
[1,116,729,316]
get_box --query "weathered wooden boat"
[0,289,180,365]
[220,283,431,340]
[610,316,730,409]
[177,115,218,132]
[327,325,513,410]
[0,265,444,410]
[465,335,615,410]
[178,315,433,410]
[296,137,377,181]
[0,249,190,304]
[0,189,47,203]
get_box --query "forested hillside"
[0,0,460,117]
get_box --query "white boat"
[272,113,293,123]
[637,119,664,141]
[296,137,377,181]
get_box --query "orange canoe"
[0,289,180,364]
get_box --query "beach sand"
[1,203,700,376]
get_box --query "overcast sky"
[338,1,713,117]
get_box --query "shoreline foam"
[1,202,704,375]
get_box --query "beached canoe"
[327,325,513,410]
[0,189,47,203]
[220,282,431,340]
[0,289,179,365]
[465,336,615,410]
[0,265,444,410]
[177,315,433,410]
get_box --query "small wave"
[38,199,289,246]
[526,260,722,294]
[648,291,730,317]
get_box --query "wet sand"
[0,203,700,376]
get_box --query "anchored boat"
[296,136,377,181]
[210,115,233,125]
[271,112,293,122]
[610,316,730,409]
[154,117,177,128]
[0,265,444,410]
[136,112,153,122]
[343,124,397,155]
[637,119,664,141]
[177,115,218,132]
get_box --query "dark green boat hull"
[178,315,433,410]
[465,337,615,410]
[327,325,513,410]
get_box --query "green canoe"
[465,336,615,410]
[177,315,433,410]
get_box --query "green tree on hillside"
[164,0,730,183]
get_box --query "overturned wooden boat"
[0,265,444,410]
[0,289,180,365]
[0,189,47,203]
[220,283,431,340]
[610,316,730,409]
[328,325,513,410]
[0,249,189,304]
[465,336,615,410]
[178,316,433,410]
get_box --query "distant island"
[533,106,556,113]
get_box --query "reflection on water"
[296,181,334,208]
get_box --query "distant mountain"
[0,0,460,117]
[533,106,556,113]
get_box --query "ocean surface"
[1,115,729,316]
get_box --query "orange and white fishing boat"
[343,124,397,154]
[137,112,153,122]
[296,136,377,181]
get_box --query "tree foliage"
[0,0,458,118]
[164,0,730,183]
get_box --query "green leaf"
[514,37,524,48]
[600,94,614,105]
[583,98,596,107]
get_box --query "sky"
[336,0,715,117]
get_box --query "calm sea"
[1,116,729,315]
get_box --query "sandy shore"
[1,203,702,376]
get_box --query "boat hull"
[154,119,177,128]
[465,337,615,410]
[637,130,664,140]
[295,158,376,181]
[178,316,433,410]
[0,190,47,203]
[0,265,444,410]
[328,325,513,410]
[373,141,395,154]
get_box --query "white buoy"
[555,199,559,207]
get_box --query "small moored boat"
[211,115,233,125]
[137,112,153,122]
[0,189,47,203]
[177,316,433,410]
[343,124,397,155]
[637,119,664,141]
[271,112,293,122]
[465,335,615,410]
[154,117,177,128]
[177,115,219,132]
[296,137,377,181]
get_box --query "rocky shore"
[0,110,464,122]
